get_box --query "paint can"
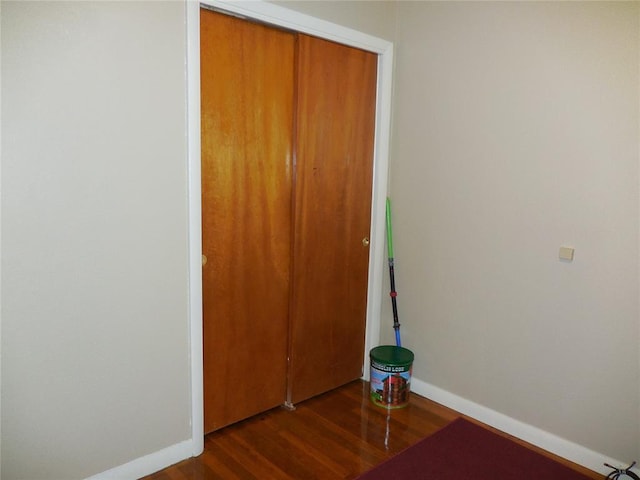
[369,345,414,409]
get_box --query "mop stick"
[386,197,402,347]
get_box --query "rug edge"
[411,376,630,477]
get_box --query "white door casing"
[186,0,394,455]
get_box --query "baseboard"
[411,377,633,477]
[84,378,633,479]
[85,439,194,480]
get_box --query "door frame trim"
[187,0,394,455]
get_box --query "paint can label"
[370,360,412,408]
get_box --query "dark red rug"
[356,418,594,480]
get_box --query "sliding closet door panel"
[289,35,378,404]
[200,9,295,433]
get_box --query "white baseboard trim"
[85,439,194,480]
[84,378,635,479]
[411,377,633,477]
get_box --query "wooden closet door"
[288,35,378,404]
[200,9,295,433]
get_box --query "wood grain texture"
[288,35,378,404]
[200,9,295,433]
[142,381,602,480]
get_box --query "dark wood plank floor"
[142,380,601,480]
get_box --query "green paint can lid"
[370,345,414,367]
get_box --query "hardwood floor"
[142,380,601,480]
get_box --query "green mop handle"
[386,198,394,259]
[386,197,401,347]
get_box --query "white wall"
[1,2,191,478]
[270,0,397,42]
[389,0,639,463]
[3,0,639,478]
